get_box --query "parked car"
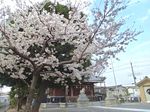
[128,96,140,102]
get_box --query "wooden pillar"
[53,88,55,96]
[65,86,68,104]
[91,85,94,97]
[71,86,73,97]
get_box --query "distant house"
[94,86,106,101]
[126,85,139,96]
[137,76,150,103]
[47,76,106,102]
[106,85,128,101]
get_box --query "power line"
[102,63,150,74]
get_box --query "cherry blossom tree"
[0,0,141,111]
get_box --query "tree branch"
[78,1,113,61]
[43,60,75,67]
[78,15,106,61]
[0,28,36,69]
[39,38,50,55]
[21,79,30,87]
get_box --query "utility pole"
[130,62,140,102]
[111,59,117,86]
[130,62,136,85]
[111,59,119,99]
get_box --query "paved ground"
[1,102,150,112]
[40,102,150,112]
[40,107,150,112]
[110,102,150,109]
[0,105,9,112]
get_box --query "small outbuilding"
[137,76,150,103]
[47,76,106,102]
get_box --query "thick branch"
[43,60,75,67]
[78,1,114,61]
[0,28,36,69]
[39,38,50,55]
[0,46,10,49]
[78,16,106,61]
[12,47,36,69]
[21,79,30,87]
[0,51,9,55]
[0,28,13,48]
[13,72,30,87]
[59,60,75,65]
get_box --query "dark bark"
[32,80,49,112]
[25,74,39,112]
[17,97,22,111]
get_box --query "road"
[89,102,150,112]
[40,102,150,112]
[0,105,9,112]
[40,107,150,112]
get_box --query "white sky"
[1,86,11,93]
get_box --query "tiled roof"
[84,75,106,83]
[137,76,150,86]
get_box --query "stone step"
[40,102,77,108]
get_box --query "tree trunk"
[25,74,39,112]
[17,97,22,111]
[17,86,23,111]
[32,81,49,112]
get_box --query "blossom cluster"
[0,0,140,84]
